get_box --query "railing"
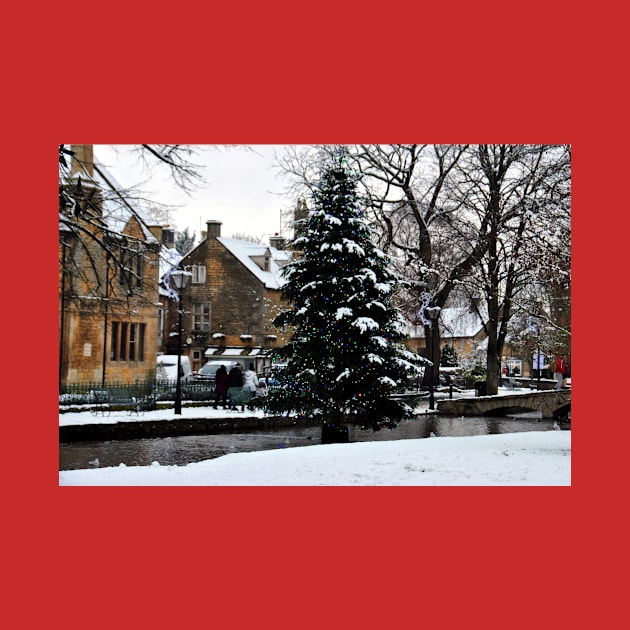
[60,379,218,406]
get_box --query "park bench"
[89,387,154,415]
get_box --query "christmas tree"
[268,151,425,442]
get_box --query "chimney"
[205,220,222,240]
[70,144,95,179]
[65,144,101,217]
[162,226,176,248]
[269,234,286,250]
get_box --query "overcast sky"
[94,145,295,244]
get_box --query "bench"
[89,387,151,415]
[227,386,267,410]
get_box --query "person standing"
[227,363,243,410]
[241,362,260,411]
[213,364,228,409]
[554,355,566,390]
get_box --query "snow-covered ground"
[59,387,571,486]
[59,430,569,486]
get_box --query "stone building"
[163,220,292,375]
[408,306,488,363]
[59,145,165,387]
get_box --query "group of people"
[501,356,570,390]
[213,362,267,411]
[501,365,521,377]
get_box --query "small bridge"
[437,390,571,419]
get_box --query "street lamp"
[529,316,542,391]
[170,268,192,415]
[425,306,441,410]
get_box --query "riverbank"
[59,428,571,485]
[59,408,317,442]
[59,386,549,442]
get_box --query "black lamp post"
[425,306,441,410]
[531,317,542,391]
[170,269,192,415]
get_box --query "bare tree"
[274,144,571,395]
[59,144,247,298]
[441,144,571,393]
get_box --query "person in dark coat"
[213,364,229,408]
[227,363,244,410]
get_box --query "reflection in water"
[59,412,566,471]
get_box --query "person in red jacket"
[554,355,566,390]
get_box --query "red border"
[6,3,624,627]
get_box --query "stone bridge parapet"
[437,390,571,419]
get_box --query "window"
[128,323,145,361]
[110,321,146,361]
[120,323,127,360]
[192,265,206,284]
[137,323,146,361]
[119,246,144,294]
[193,303,211,331]
[129,322,136,360]
[157,308,164,347]
[110,322,119,360]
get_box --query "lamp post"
[530,317,542,391]
[170,269,192,415]
[425,306,441,410]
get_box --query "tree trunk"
[321,421,349,444]
[485,321,500,395]
[421,323,441,388]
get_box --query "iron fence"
[59,379,217,406]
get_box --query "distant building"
[163,220,293,374]
[407,306,487,362]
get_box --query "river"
[59,411,569,471]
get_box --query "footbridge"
[437,390,571,419]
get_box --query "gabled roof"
[440,307,486,338]
[91,154,160,246]
[407,306,486,339]
[60,147,160,247]
[217,237,290,290]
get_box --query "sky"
[59,387,571,486]
[94,144,295,243]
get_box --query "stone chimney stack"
[269,234,286,250]
[70,144,95,179]
[205,220,222,240]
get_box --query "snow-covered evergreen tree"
[174,227,196,255]
[268,151,425,441]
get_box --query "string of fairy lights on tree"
[266,149,426,429]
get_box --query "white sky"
[94,144,294,243]
[59,388,571,486]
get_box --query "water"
[59,412,568,471]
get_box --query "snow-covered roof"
[221,347,246,356]
[205,346,263,357]
[408,306,486,339]
[91,152,160,246]
[440,307,485,338]
[61,153,162,248]
[217,237,290,290]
